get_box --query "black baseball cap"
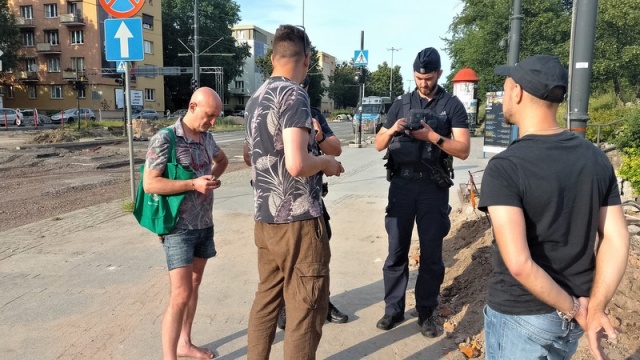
[495,55,568,103]
[413,47,441,74]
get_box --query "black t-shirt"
[478,131,621,315]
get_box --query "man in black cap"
[479,54,629,359]
[374,47,470,337]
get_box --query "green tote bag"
[133,128,195,235]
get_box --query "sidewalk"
[0,137,490,359]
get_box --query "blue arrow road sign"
[354,50,368,66]
[105,18,144,62]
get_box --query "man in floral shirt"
[244,25,344,359]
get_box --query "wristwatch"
[557,296,580,322]
[436,136,445,146]
[317,133,326,144]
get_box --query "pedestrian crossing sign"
[354,50,369,66]
[116,61,126,73]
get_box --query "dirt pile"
[433,207,640,359]
[26,128,119,144]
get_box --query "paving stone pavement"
[0,137,491,360]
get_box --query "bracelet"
[317,133,326,144]
[557,295,580,322]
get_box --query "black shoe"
[418,314,437,338]
[376,313,404,330]
[327,302,348,323]
[277,307,286,330]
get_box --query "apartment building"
[3,0,164,116]
[229,25,337,114]
[228,25,273,113]
[316,51,336,113]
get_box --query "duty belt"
[396,166,431,180]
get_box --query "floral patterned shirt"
[245,76,323,223]
[145,119,221,230]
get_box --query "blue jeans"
[162,226,216,270]
[484,305,583,360]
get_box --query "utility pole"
[193,0,200,90]
[508,0,523,140]
[567,0,598,138]
[387,47,400,98]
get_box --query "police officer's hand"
[391,118,408,133]
[407,119,437,142]
[312,118,324,142]
[322,155,344,177]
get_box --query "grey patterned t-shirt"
[145,119,221,230]
[245,76,323,223]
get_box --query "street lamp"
[387,47,400,98]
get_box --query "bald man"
[144,87,228,359]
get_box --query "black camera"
[406,109,439,131]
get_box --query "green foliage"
[365,62,404,98]
[585,106,637,144]
[161,0,250,109]
[619,148,640,195]
[121,200,134,213]
[327,62,360,109]
[613,109,640,151]
[0,0,22,72]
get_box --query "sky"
[234,0,465,90]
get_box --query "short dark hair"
[272,25,310,60]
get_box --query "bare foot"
[177,343,214,359]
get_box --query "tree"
[0,0,22,73]
[363,61,404,98]
[327,61,360,109]
[161,0,250,109]
[255,45,325,107]
[444,0,571,99]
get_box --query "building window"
[67,2,78,15]
[142,14,153,30]
[70,30,84,45]
[148,0,153,5]
[144,40,153,54]
[223,96,229,105]
[47,58,61,72]
[28,85,37,99]
[50,85,63,99]
[238,97,245,105]
[20,6,33,19]
[25,58,37,71]
[44,4,58,18]
[23,32,35,47]
[235,80,244,90]
[70,57,84,71]
[145,88,155,101]
[45,30,59,46]
[7,86,15,99]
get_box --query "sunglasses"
[294,25,308,58]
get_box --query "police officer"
[373,47,470,337]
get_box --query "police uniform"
[379,48,468,332]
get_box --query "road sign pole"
[124,61,136,202]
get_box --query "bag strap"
[402,93,411,119]
[160,127,177,164]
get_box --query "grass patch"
[121,199,134,213]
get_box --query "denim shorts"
[162,226,216,270]
[483,305,583,360]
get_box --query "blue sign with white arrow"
[105,18,144,62]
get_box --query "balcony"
[60,12,85,26]
[229,87,247,95]
[36,43,62,54]
[15,17,36,29]
[62,70,86,79]
[16,71,39,82]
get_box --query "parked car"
[231,110,245,117]
[0,108,24,126]
[168,109,188,120]
[20,109,52,125]
[133,109,159,120]
[51,108,96,124]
